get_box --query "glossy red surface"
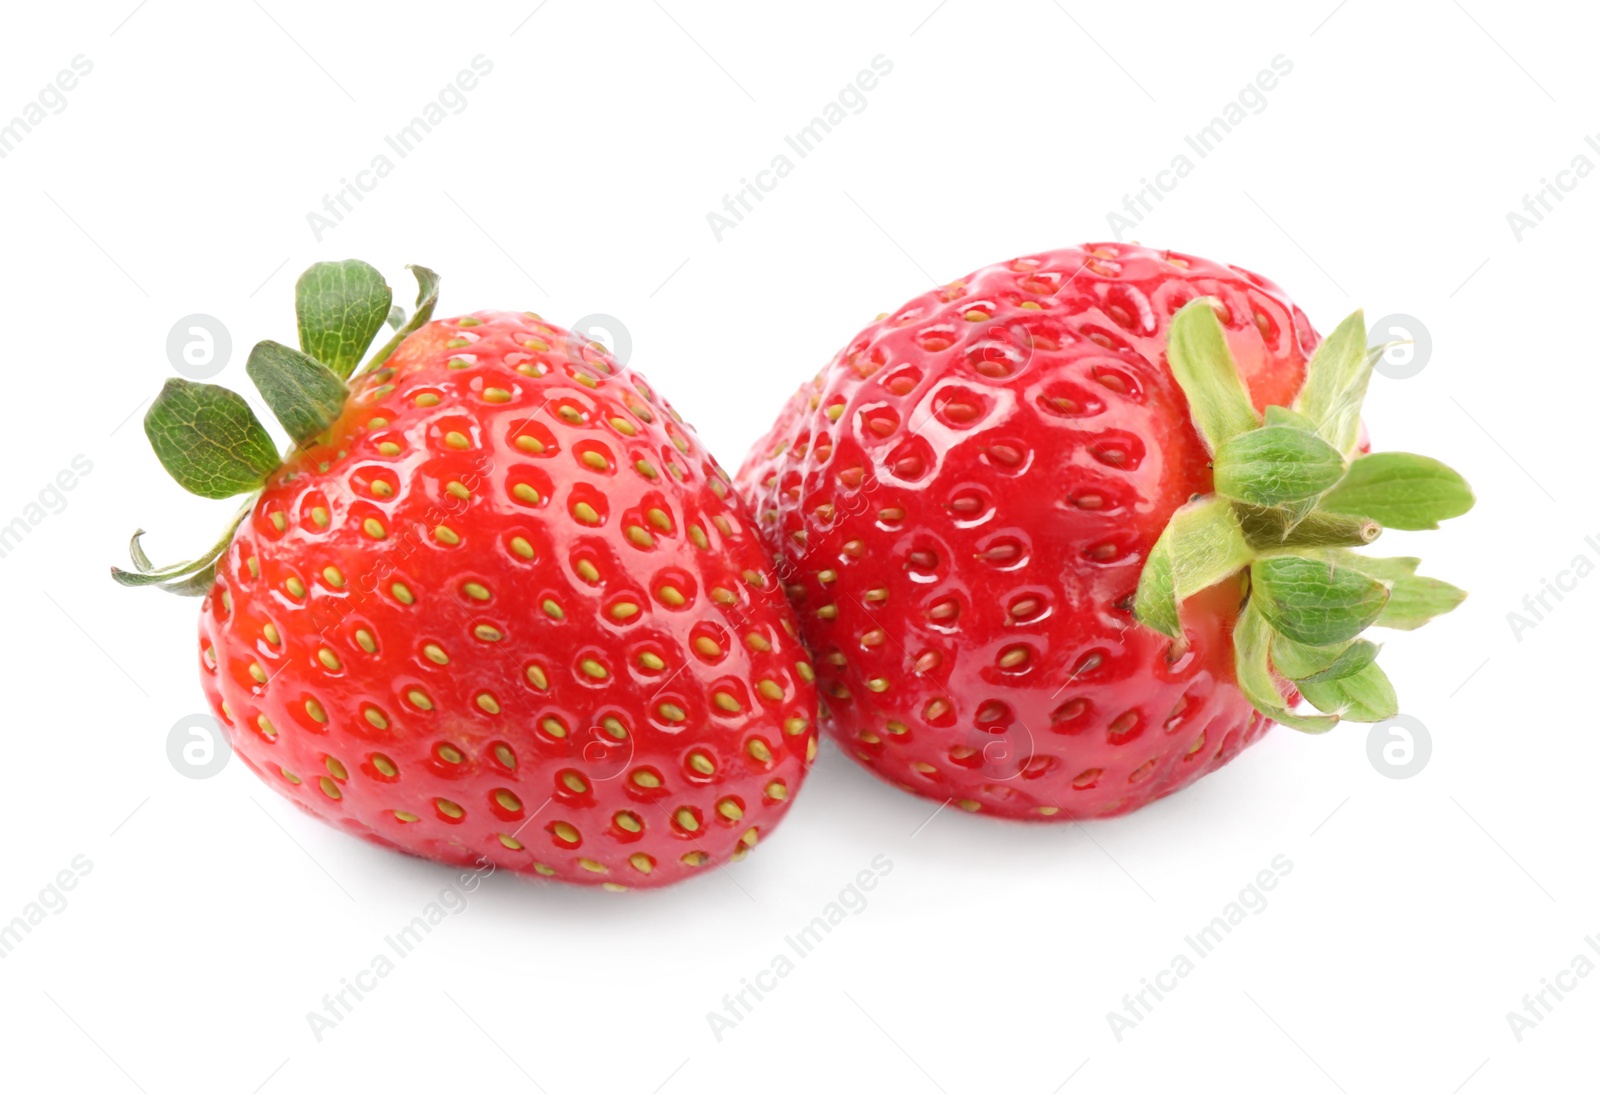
[200,312,817,888]
[737,243,1316,819]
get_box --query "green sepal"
[386,305,406,330]
[110,507,248,596]
[143,378,280,499]
[1264,405,1317,431]
[1298,662,1399,722]
[1272,634,1380,684]
[366,265,441,372]
[1234,603,1339,733]
[1212,425,1347,507]
[1292,310,1377,455]
[1165,298,1260,453]
[1319,452,1475,530]
[1334,553,1468,631]
[246,340,349,445]
[1132,496,1253,641]
[296,260,393,380]
[1249,555,1390,647]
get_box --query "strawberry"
[737,243,1471,820]
[118,261,818,888]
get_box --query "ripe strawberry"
[119,261,818,888]
[737,243,1471,820]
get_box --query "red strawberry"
[737,243,1471,820]
[119,261,818,888]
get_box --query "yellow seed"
[574,502,600,524]
[656,584,684,606]
[632,770,661,789]
[377,442,401,456]
[758,680,784,701]
[434,525,460,545]
[542,599,564,620]
[256,714,276,739]
[659,703,685,722]
[325,757,348,780]
[581,451,608,470]
[747,739,772,762]
[713,692,741,713]
[514,434,545,454]
[364,708,388,730]
[372,755,398,777]
[689,526,709,549]
[512,483,540,504]
[575,559,600,583]
[306,699,328,723]
[601,717,628,739]
[463,582,490,601]
[675,808,700,832]
[424,643,448,664]
[638,652,664,670]
[319,777,341,800]
[541,717,568,739]
[394,810,418,822]
[579,858,606,873]
[323,565,345,587]
[635,459,658,479]
[438,745,464,764]
[444,431,469,449]
[310,506,330,528]
[533,863,555,876]
[766,781,787,800]
[509,536,534,559]
[392,582,415,605]
[616,812,642,833]
[280,768,301,785]
[745,633,771,652]
[562,772,589,794]
[483,387,511,403]
[285,576,306,598]
[999,648,1029,668]
[867,678,889,693]
[796,662,815,682]
[446,480,470,500]
[741,828,759,847]
[363,517,386,539]
[611,602,639,620]
[371,480,393,497]
[627,526,654,548]
[682,851,709,866]
[414,392,440,407]
[553,821,580,844]
[718,799,744,821]
[580,658,607,679]
[476,693,501,714]
[689,752,715,775]
[630,853,653,873]
[499,834,523,850]
[495,789,523,812]
[317,648,342,670]
[494,744,517,769]
[248,661,267,684]
[525,664,548,689]
[610,417,637,436]
[695,637,722,658]
[268,511,286,532]
[785,716,807,736]
[437,798,464,819]
[355,628,376,653]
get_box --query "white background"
[1,1,1594,1091]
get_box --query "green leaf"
[1133,496,1253,641]
[295,260,393,380]
[246,340,349,445]
[1250,554,1390,647]
[1233,602,1339,733]
[366,265,441,372]
[1298,662,1399,722]
[1292,310,1375,455]
[1165,298,1260,453]
[1212,426,1347,507]
[1272,634,1380,684]
[1332,552,1467,630]
[143,379,280,499]
[1320,452,1475,530]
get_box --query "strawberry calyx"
[1133,299,1474,733]
[111,260,439,595]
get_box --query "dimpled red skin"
[199,311,818,888]
[737,244,1316,820]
